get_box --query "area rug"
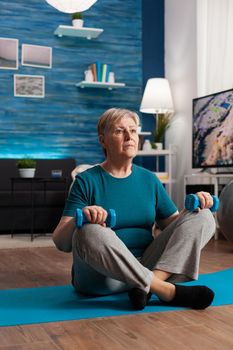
[0,267,233,326]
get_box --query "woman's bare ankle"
[150,276,176,301]
[153,269,172,281]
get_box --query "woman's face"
[100,116,139,160]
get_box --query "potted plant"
[16,158,37,178]
[151,113,171,149]
[71,12,84,28]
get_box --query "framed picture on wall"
[14,74,45,98]
[21,44,52,68]
[0,38,18,70]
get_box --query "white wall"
[165,0,197,209]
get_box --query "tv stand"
[211,169,233,175]
[205,167,233,175]
[184,172,233,239]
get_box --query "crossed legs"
[72,209,216,308]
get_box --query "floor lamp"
[140,78,173,148]
[140,78,174,169]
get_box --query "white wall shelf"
[76,81,126,90]
[54,25,104,40]
[137,150,171,156]
[138,132,151,136]
[137,146,175,197]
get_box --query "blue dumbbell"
[75,208,116,228]
[185,194,219,212]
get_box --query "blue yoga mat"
[1,268,233,327]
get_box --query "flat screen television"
[192,88,233,169]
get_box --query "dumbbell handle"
[185,194,219,212]
[75,208,116,228]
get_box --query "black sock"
[163,285,215,309]
[128,288,152,310]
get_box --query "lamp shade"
[140,78,174,114]
[45,0,97,13]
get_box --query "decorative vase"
[142,140,152,151]
[108,72,115,84]
[84,69,94,82]
[72,19,84,28]
[19,168,36,178]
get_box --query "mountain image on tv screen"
[192,88,233,168]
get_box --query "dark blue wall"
[138,0,165,170]
[141,0,164,131]
[0,0,142,163]
[142,0,165,84]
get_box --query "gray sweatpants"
[72,209,216,295]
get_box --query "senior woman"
[53,108,216,310]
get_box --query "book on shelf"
[96,61,102,82]
[88,62,112,83]
[106,64,111,82]
[89,64,97,81]
[102,64,107,82]
[101,63,111,82]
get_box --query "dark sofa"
[0,159,76,234]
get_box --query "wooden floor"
[0,237,233,349]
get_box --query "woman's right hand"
[82,206,108,226]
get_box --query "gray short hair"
[97,108,140,136]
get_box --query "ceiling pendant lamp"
[45,0,97,13]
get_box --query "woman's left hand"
[196,191,213,210]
